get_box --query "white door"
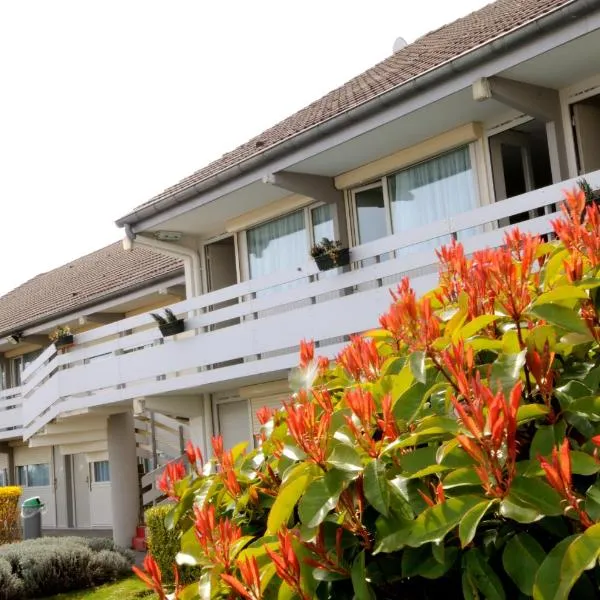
[72,454,91,528]
[89,460,112,528]
[573,103,600,174]
[216,400,252,452]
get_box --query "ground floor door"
[71,454,91,528]
[215,397,252,452]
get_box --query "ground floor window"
[16,463,50,487]
[92,460,110,483]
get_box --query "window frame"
[240,201,339,282]
[349,144,479,247]
[15,463,51,487]
[92,460,110,484]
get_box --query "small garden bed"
[0,536,135,599]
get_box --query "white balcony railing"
[2,170,598,441]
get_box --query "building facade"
[1,0,600,547]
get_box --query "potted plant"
[50,326,73,349]
[578,178,600,204]
[150,308,185,337]
[310,238,350,271]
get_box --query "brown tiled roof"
[0,242,183,336]
[128,0,572,216]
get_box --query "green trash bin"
[22,497,44,539]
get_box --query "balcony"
[3,170,599,440]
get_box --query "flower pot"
[159,320,185,337]
[54,335,74,349]
[314,247,350,272]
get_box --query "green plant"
[0,537,134,599]
[49,326,71,342]
[310,238,343,260]
[136,188,600,599]
[145,504,200,586]
[0,487,22,545]
[150,308,179,326]
[0,558,23,600]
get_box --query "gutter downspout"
[116,0,597,230]
[122,233,202,300]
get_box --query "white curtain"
[247,210,307,279]
[388,146,478,255]
[311,204,334,243]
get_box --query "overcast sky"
[0,0,490,296]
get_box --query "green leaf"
[351,551,375,600]
[298,469,346,528]
[267,462,315,534]
[585,481,600,521]
[364,458,390,517]
[443,467,481,489]
[533,285,589,306]
[389,362,414,404]
[500,498,542,524]
[533,535,579,600]
[327,442,363,473]
[462,571,481,600]
[502,533,545,595]
[409,351,427,383]
[510,476,563,516]
[464,548,505,600]
[570,451,600,476]
[530,424,566,459]
[459,500,495,547]
[456,315,500,340]
[517,404,550,424]
[567,396,600,420]
[554,523,600,600]
[489,350,526,392]
[406,495,482,547]
[529,304,589,334]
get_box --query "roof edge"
[0,270,185,340]
[116,0,587,229]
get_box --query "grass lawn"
[46,576,156,599]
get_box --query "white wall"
[13,446,56,527]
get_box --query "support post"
[107,411,139,548]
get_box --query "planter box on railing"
[314,248,351,272]
[54,335,74,349]
[159,320,185,337]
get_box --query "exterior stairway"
[133,411,191,549]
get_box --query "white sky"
[0,0,490,296]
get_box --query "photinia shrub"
[136,189,600,599]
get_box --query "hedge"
[0,536,133,598]
[145,504,200,586]
[0,488,22,545]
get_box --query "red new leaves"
[539,439,594,529]
[379,278,441,352]
[157,460,186,499]
[221,557,263,600]
[194,503,242,571]
[185,440,204,475]
[445,341,522,497]
[212,435,242,497]
[337,336,383,381]
[285,394,330,467]
[133,555,172,600]
[552,188,600,268]
[266,529,310,600]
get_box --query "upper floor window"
[352,146,479,253]
[16,463,50,487]
[246,204,334,280]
